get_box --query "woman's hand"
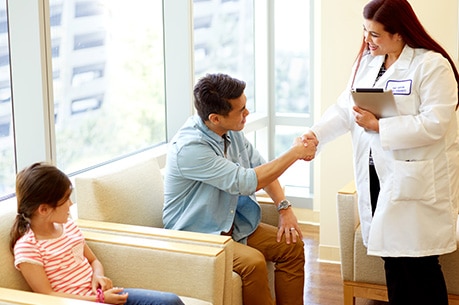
[292,135,316,161]
[298,129,318,161]
[353,105,380,132]
[301,129,319,146]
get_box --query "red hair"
[354,0,459,109]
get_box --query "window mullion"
[163,0,195,141]
[8,0,54,171]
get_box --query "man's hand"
[277,208,303,244]
[299,129,319,161]
[292,136,316,161]
[301,129,319,146]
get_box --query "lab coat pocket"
[391,159,436,203]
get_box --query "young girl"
[9,162,185,305]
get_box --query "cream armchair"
[0,197,224,305]
[337,181,459,305]
[75,156,278,305]
[0,287,96,305]
[77,221,234,305]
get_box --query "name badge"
[386,80,412,95]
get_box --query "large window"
[274,0,313,199]
[0,0,15,199]
[274,0,311,115]
[193,0,314,201]
[50,0,166,174]
[193,0,255,112]
[1,0,314,204]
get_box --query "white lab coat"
[312,45,459,257]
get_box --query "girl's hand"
[104,287,128,305]
[353,105,380,132]
[92,275,113,293]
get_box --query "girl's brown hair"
[9,162,72,252]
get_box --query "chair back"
[0,199,32,291]
[76,157,164,227]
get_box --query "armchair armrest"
[76,218,231,246]
[336,180,359,281]
[82,230,225,305]
[77,219,233,305]
[0,287,95,305]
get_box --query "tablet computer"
[351,88,398,118]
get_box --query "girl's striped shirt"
[14,219,94,296]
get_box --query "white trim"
[8,0,54,170]
[163,0,195,141]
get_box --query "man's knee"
[292,239,305,258]
[282,238,305,259]
[234,246,268,278]
[246,248,268,270]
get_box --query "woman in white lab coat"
[304,0,459,304]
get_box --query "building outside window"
[193,0,255,113]
[50,0,166,174]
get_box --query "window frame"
[4,0,314,206]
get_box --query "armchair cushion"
[76,157,164,227]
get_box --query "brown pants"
[232,223,305,305]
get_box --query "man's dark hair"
[193,73,246,121]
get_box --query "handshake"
[293,129,318,162]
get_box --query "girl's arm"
[18,262,95,301]
[18,261,128,304]
[83,242,113,292]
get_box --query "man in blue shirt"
[163,73,316,305]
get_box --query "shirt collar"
[192,115,232,145]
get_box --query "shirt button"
[230,210,234,214]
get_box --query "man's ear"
[208,113,221,125]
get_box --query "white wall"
[312,0,459,262]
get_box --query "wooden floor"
[300,223,388,305]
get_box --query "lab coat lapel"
[374,45,413,89]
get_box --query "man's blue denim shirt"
[163,115,264,243]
